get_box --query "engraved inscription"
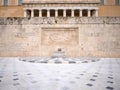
[41,28,78,45]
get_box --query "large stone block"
[41,27,78,45]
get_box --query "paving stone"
[108,77,113,79]
[107,81,114,84]
[90,79,96,81]
[13,72,17,74]
[13,74,18,77]
[54,61,62,64]
[93,75,98,77]
[92,60,96,62]
[61,86,70,90]
[79,74,84,76]
[22,59,26,61]
[95,72,99,74]
[0,76,3,78]
[27,73,32,75]
[82,61,88,63]
[69,61,76,64]
[29,61,35,63]
[106,86,114,90]
[86,83,93,87]
[31,81,37,84]
[40,61,48,63]
[109,74,113,76]
[75,77,80,79]
[13,83,20,86]
[13,78,19,81]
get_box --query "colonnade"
[24,8,98,17]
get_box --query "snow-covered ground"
[0,57,120,90]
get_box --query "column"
[24,9,27,17]
[71,9,74,17]
[39,9,42,17]
[88,9,91,17]
[63,9,66,17]
[47,9,50,17]
[55,9,58,17]
[79,9,82,17]
[95,9,98,17]
[31,9,34,17]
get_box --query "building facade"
[0,0,120,57]
[0,0,120,17]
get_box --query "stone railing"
[0,17,120,25]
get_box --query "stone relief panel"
[41,28,78,45]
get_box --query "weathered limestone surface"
[23,0,100,3]
[0,17,120,57]
[0,17,120,25]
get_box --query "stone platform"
[19,57,100,64]
[0,57,120,90]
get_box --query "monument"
[51,48,66,58]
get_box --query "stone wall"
[0,6,23,17]
[99,6,120,17]
[1,6,120,17]
[0,17,120,57]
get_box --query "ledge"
[0,17,120,25]
[23,0,101,4]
